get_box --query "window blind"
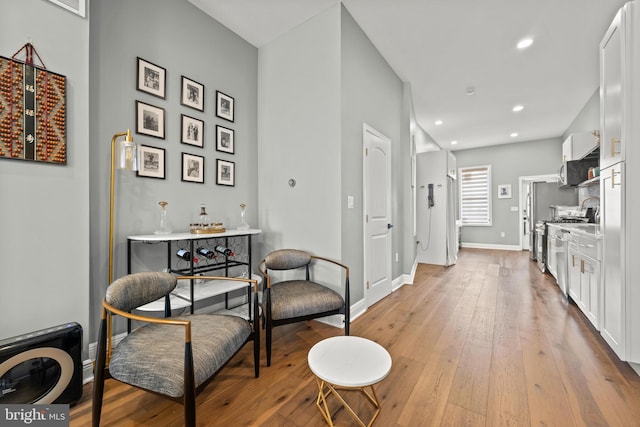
[459,165,491,226]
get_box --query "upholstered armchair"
[259,249,350,366]
[92,272,260,427]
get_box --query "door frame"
[518,173,559,250]
[362,123,392,308]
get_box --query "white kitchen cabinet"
[600,8,623,170]
[601,164,624,356]
[567,233,601,330]
[562,132,598,162]
[600,1,640,365]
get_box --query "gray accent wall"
[0,0,90,345]
[341,6,406,298]
[454,138,562,246]
[562,88,600,141]
[259,4,411,304]
[90,0,258,340]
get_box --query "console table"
[127,229,262,316]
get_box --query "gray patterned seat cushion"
[271,280,344,320]
[109,314,250,398]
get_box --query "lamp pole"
[109,129,135,284]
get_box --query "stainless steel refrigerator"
[527,181,578,260]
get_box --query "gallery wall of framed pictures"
[134,56,237,186]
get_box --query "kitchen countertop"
[548,223,601,238]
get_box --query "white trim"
[46,0,86,17]
[461,242,522,251]
[518,174,559,250]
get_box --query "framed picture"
[181,114,204,147]
[136,100,165,139]
[181,76,204,111]
[46,0,86,17]
[136,57,166,99]
[216,90,234,122]
[137,145,165,179]
[216,125,234,154]
[216,159,235,186]
[182,153,204,183]
[498,184,512,199]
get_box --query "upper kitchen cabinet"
[600,6,624,169]
[562,132,599,162]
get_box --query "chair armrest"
[310,255,350,279]
[104,300,192,340]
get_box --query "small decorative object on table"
[154,201,172,235]
[190,204,225,234]
[238,203,250,230]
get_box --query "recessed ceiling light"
[435,120,443,125]
[512,105,524,112]
[517,38,533,49]
[451,140,458,145]
[510,132,519,137]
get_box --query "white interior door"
[363,124,392,307]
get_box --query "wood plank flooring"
[70,249,640,426]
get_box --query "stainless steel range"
[527,181,578,262]
[537,217,588,275]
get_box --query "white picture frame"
[497,184,512,199]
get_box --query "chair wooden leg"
[184,342,196,427]
[92,317,107,427]
[266,319,272,367]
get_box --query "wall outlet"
[395,252,399,262]
[500,232,505,237]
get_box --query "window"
[459,165,492,226]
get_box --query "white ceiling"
[188,0,627,151]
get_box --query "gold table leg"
[314,377,382,427]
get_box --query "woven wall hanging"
[0,43,67,164]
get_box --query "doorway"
[363,124,392,307]
[519,174,559,250]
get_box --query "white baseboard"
[461,242,522,251]
[392,259,418,291]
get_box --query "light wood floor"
[71,249,640,426]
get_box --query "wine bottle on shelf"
[196,247,216,259]
[214,245,235,256]
[176,248,198,263]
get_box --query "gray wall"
[562,88,600,140]
[90,0,258,340]
[257,5,342,259]
[341,5,407,299]
[0,0,90,344]
[258,4,411,305]
[454,138,562,246]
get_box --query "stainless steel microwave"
[558,159,598,187]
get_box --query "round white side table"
[308,336,392,427]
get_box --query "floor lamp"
[109,129,138,284]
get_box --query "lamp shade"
[116,130,138,171]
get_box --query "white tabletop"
[308,336,392,387]
[128,229,262,241]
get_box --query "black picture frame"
[216,125,234,154]
[181,114,204,147]
[182,152,205,183]
[137,145,166,179]
[216,90,234,122]
[216,158,235,186]
[181,76,204,111]
[136,100,165,139]
[136,57,166,99]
